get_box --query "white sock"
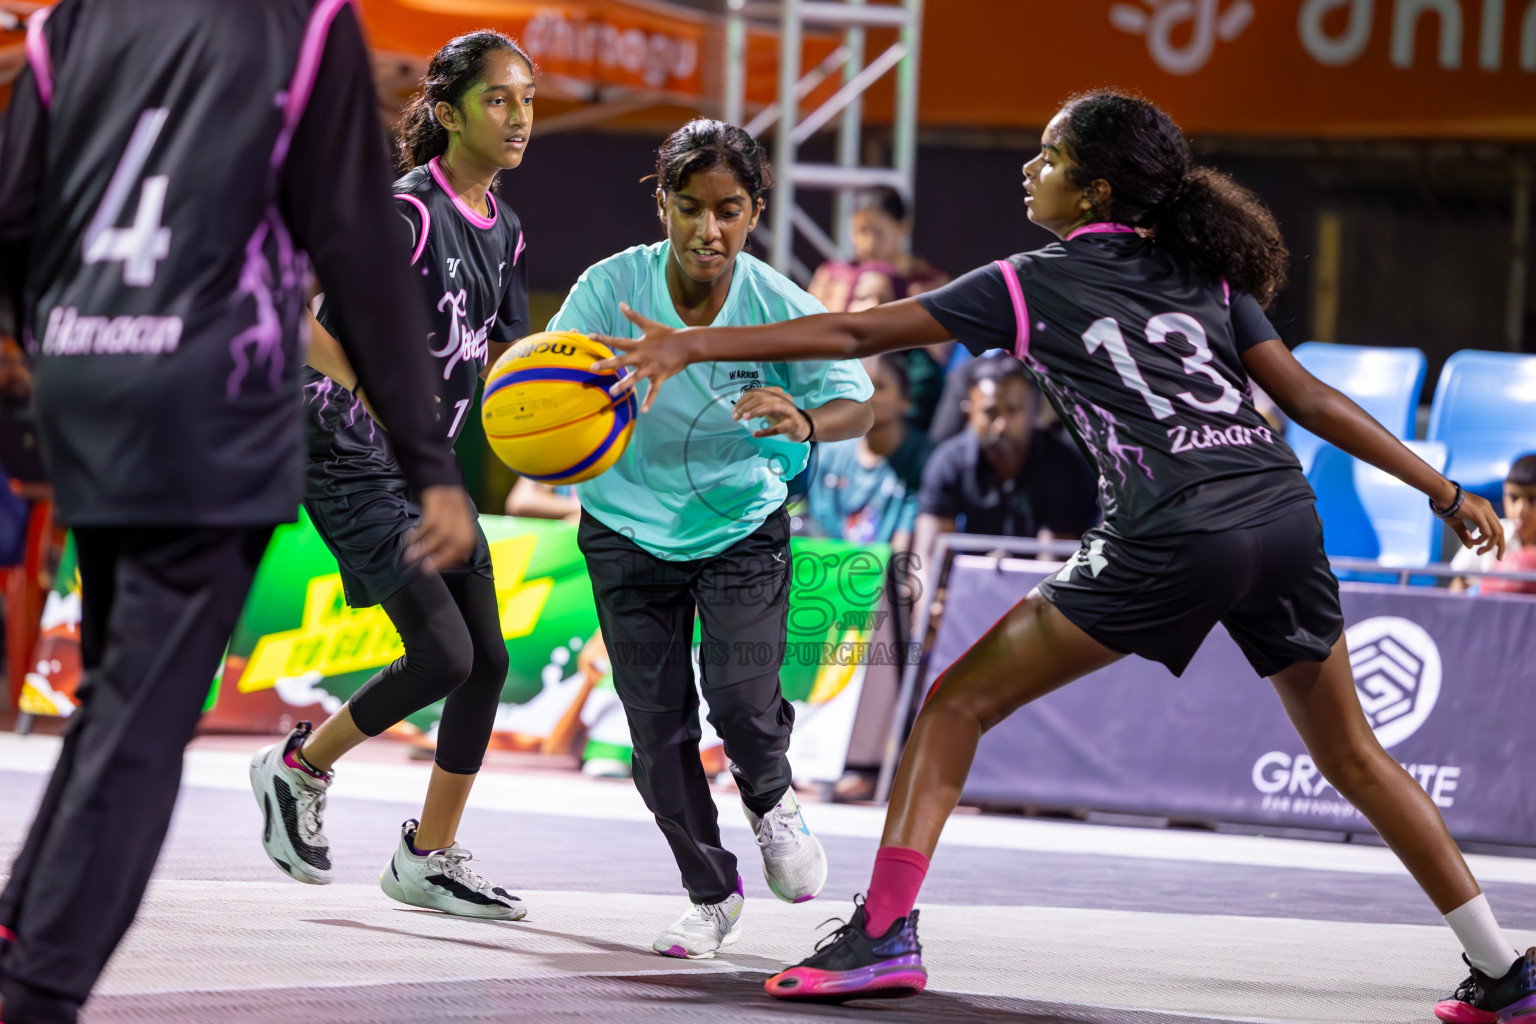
[1445,894,1519,978]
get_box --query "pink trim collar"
[429,157,497,229]
[1066,222,1137,241]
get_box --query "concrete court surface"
[1,733,1533,1023]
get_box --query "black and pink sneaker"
[1435,949,1536,1023]
[764,898,926,1002]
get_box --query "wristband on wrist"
[797,406,816,443]
[1429,481,1465,521]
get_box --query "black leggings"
[346,570,508,775]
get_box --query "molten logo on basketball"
[1345,616,1442,749]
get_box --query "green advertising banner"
[24,515,900,782]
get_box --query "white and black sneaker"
[379,820,526,920]
[250,722,333,884]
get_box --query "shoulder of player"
[732,251,826,318]
[391,164,434,201]
[558,243,660,310]
[580,242,663,287]
[390,167,436,249]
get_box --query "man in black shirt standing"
[914,355,1098,572]
[0,3,474,1022]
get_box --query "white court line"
[4,733,1536,886]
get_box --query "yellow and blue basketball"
[481,331,636,485]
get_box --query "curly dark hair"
[394,30,533,172]
[1055,90,1289,307]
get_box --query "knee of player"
[918,675,991,727]
[409,625,475,686]
[1309,734,1384,790]
[474,638,511,687]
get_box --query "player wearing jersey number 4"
[0,2,476,1021]
[594,92,1531,1020]
[250,31,532,921]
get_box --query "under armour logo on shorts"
[1054,538,1108,583]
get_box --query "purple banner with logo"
[935,556,1536,847]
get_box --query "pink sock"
[284,747,327,780]
[863,846,930,937]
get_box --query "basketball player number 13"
[1081,315,1242,418]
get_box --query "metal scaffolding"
[722,0,924,282]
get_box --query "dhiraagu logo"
[239,534,553,693]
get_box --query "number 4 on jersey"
[83,108,172,287]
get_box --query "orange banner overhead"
[5,1,1532,139]
[916,0,1536,139]
[363,0,705,98]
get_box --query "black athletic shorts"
[304,481,493,608]
[1036,504,1343,678]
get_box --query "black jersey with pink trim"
[306,159,529,488]
[0,0,459,525]
[916,225,1313,538]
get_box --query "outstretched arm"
[592,298,951,412]
[1241,338,1503,558]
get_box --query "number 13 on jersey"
[1081,314,1243,418]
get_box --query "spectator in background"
[1451,453,1536,591]
[914,357,1099,577]
[805,354,933,552]
[0,334,43,484]
[505,477,580,522]
[809,188,955,431]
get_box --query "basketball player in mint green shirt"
[548,119,872,959]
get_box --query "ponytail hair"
[1056,91,1289,307]
[395,30,532,172]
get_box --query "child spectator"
[805,354,933,552]
[1451,453,1536,591]
[808,188,954,431]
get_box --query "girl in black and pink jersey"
[250,30,533,922]
[592,92,1530,1021]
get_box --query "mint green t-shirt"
[550,241,873,561]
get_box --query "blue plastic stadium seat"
[1353,440,1447,567]
[1427,350,1536,505]
[1286,343,1426,474]
[1306,445,1378,561]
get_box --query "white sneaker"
[745,788,827,903]
[379,820,527,920]
[652,885,744,959]
[250,722,333,884]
